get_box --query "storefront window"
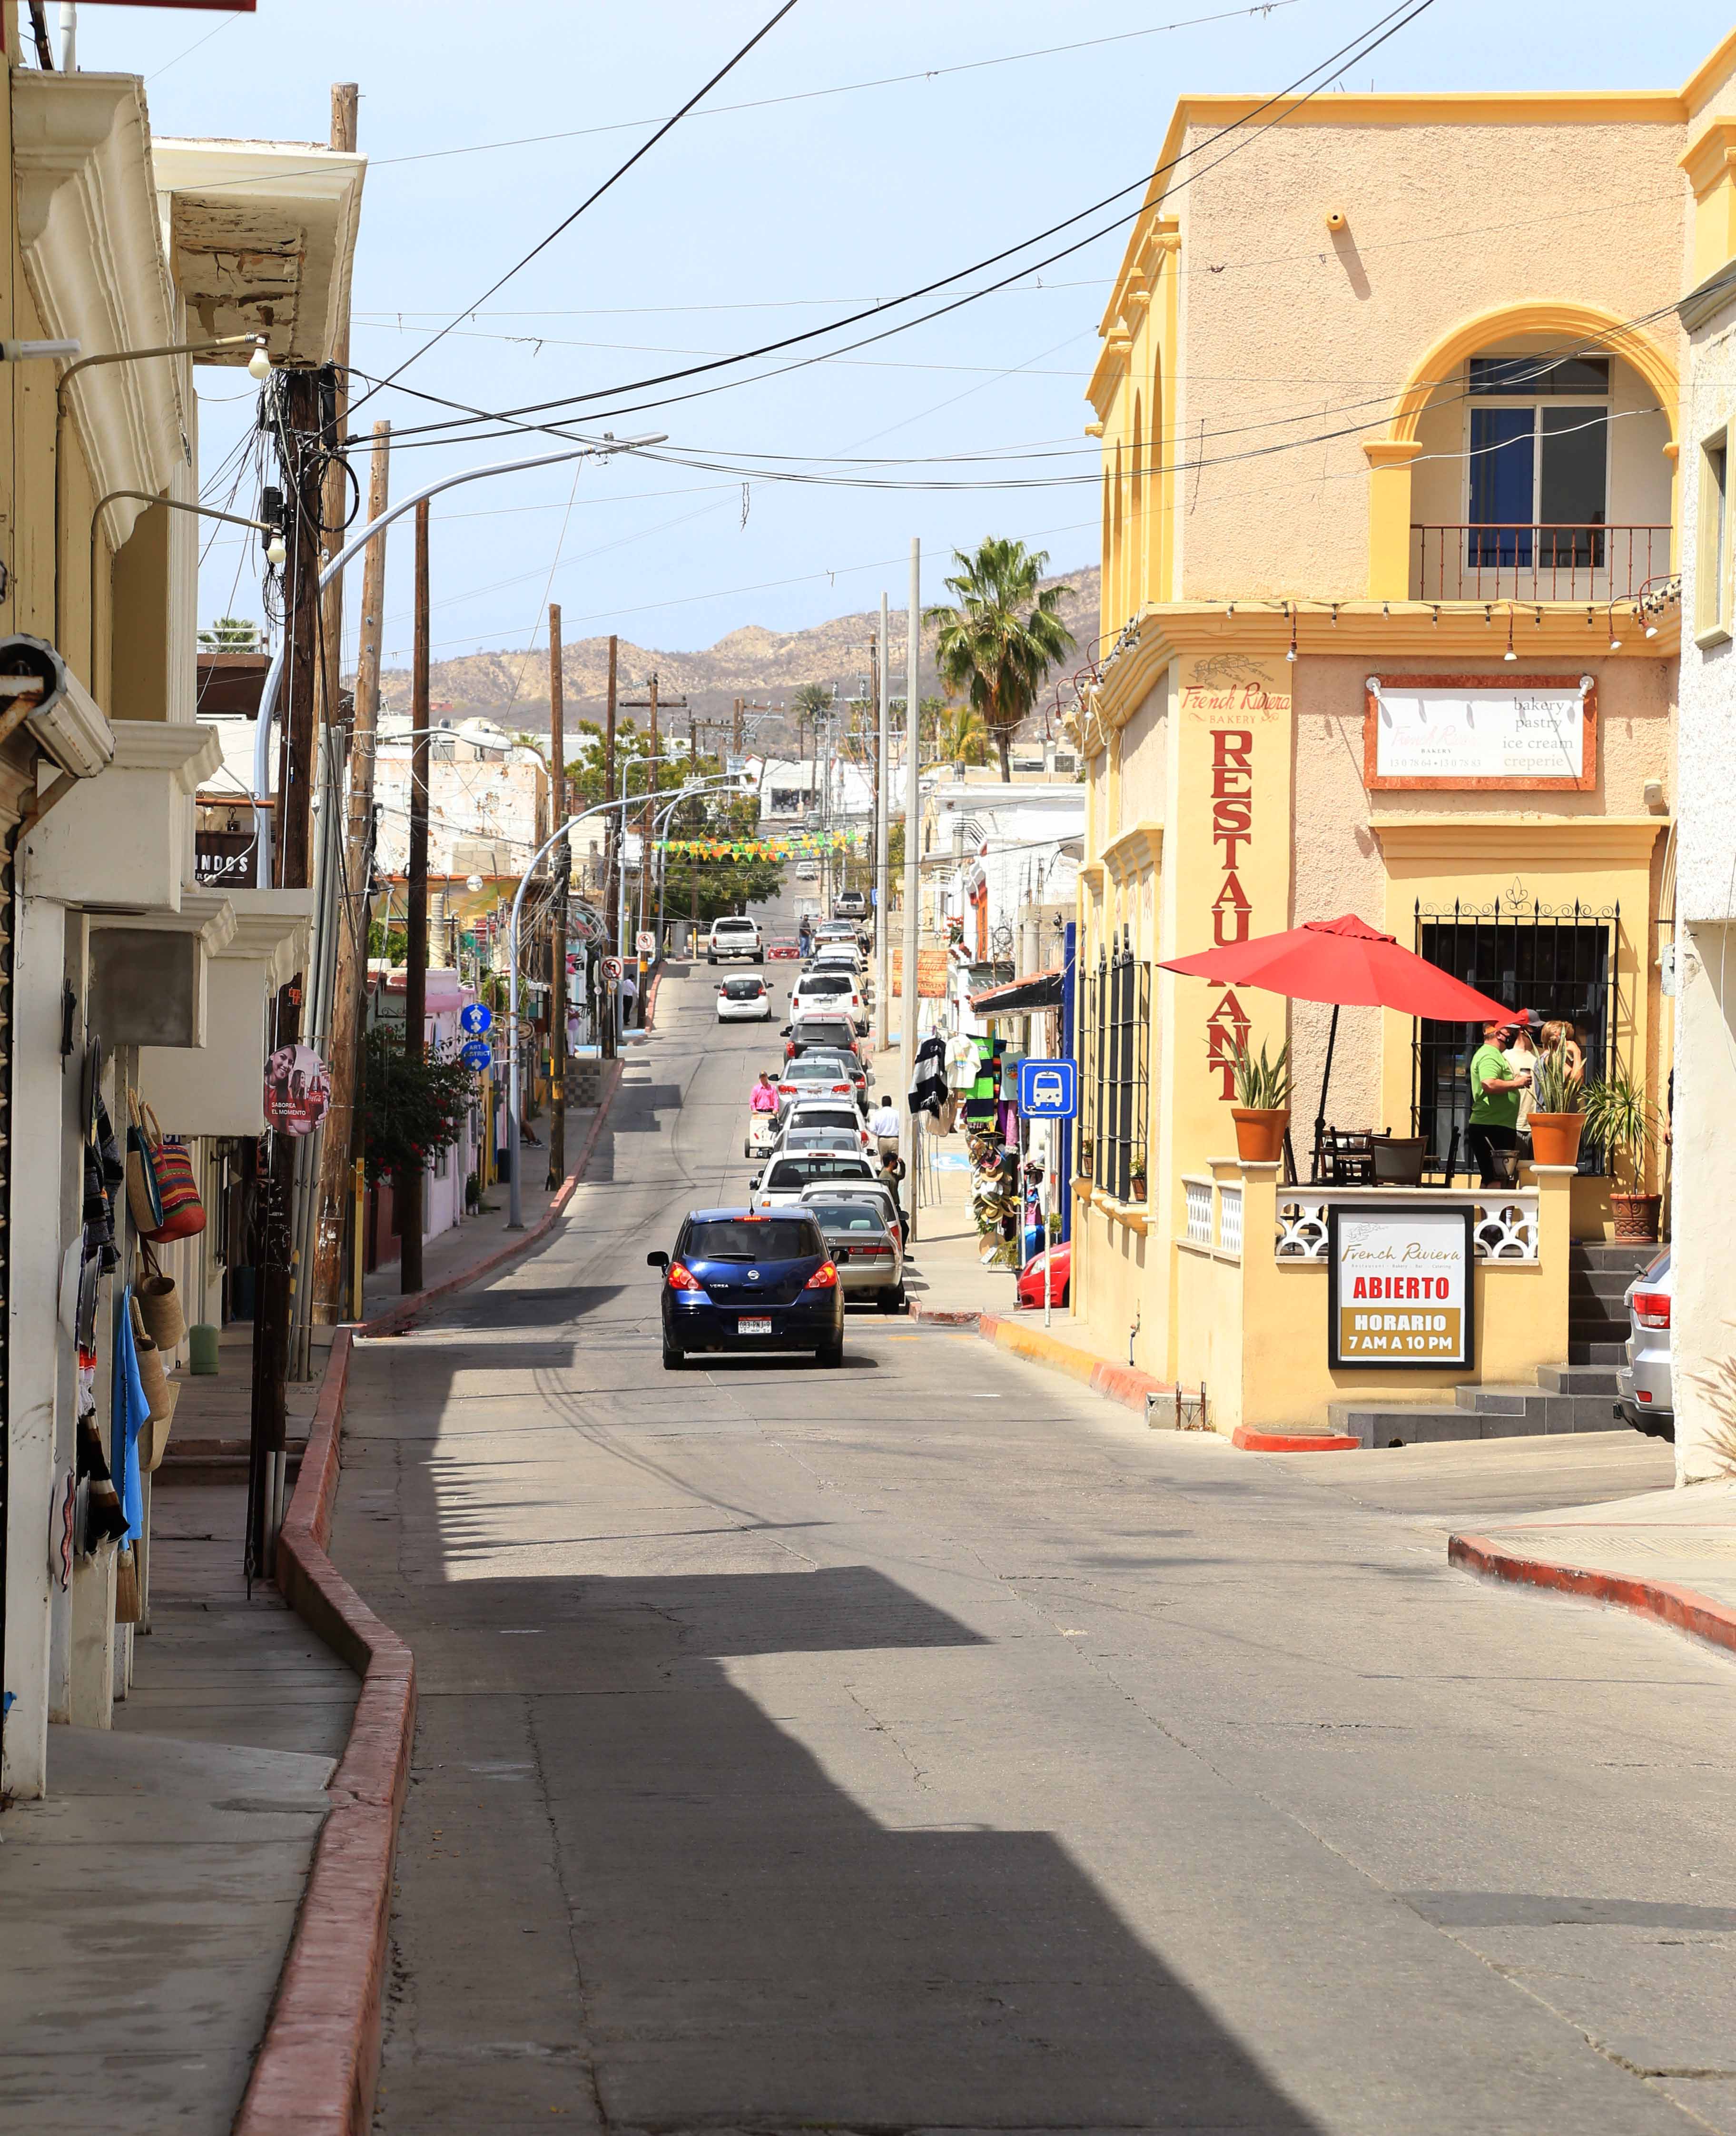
[1412,900,1617,1177]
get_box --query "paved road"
[337,962,1734,2136]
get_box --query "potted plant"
[1226,1037,1290,1164]
[1130,1148,1148,1202]
[1077,1135,1094,1181]
[1582,1068,1661,1241]
[1526,1048,1585,1167]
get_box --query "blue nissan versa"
[649,1208,845,1370]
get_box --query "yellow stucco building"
[1066,38,1736,1436]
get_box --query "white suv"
[707,915,762,964]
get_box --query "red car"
[1016,1239,1070,1310]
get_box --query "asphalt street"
[336,951,1735,2136]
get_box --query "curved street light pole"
[250,431,664,885]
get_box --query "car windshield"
[721,979,764,998]
[686,1218,818,1261]
[787,1131,858,1152]
[792,1028,854,1053]
[714,919,754,933]
[808,1202,886,1232]
[799,973,851,993]
[789,1110,858,1132]
[767,1156,872,1188]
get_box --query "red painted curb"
[643,963,664,1030]
[236,1328,415,2136]
[1232,1426,1360,1454]
[359,1058,624,1339]
[1088,1358,1169,1413]
[1449,1531,1736,1662]
[907,1301,983,1326]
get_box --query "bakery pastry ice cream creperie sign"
[1363,674,1596,790]
[1328,1204,1474,1369]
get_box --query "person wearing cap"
[1468,1018,1529,1186]
[1506,1011,1540,1151]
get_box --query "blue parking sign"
[1016,1058,1077,1119]
[458,1002,493,1036]
[459,1040,493,1072]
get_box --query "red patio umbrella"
[1160,914,1513,1178]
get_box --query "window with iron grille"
[1080,948,1106,1180]
[1104,932,1151,1204]
[1411,898,1619,1177]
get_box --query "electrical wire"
[350,0,807,415]
[349,0,1433,450]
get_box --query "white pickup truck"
[707,914,763,964]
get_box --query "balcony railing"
[1411,523,1668,603]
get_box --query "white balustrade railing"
[1274,1187,1539,1263]
[1218,1184,1243,1257]
[1184,1177,1213,1246]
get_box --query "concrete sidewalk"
[1450,1475,1736,1659]
[0,1461,358,2136]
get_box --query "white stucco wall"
[1671,284,1736,1486]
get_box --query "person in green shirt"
[1468,1019,1528,1185]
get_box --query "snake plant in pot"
[1226,1037,1291,1164]
[1526,1047,1585,1168]
[1581,1068,1661,1241]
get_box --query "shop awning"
[969,966,1064,1019]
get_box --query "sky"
[66,0,1733,678]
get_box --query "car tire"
[879,1284,906,1314]
[816,1334,845,1368]
[1060,1283,1070,1308]
[662,1337,685,1371]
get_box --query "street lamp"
[249,430,666,886]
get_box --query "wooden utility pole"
[601,635,618,1055]
[312,417,390,1325]
[546,604,567,1188]
[400,500,431,1293]
[621,674,687,968]
[248,362,329,1582]
[317,83,357,732]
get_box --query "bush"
[363,1028,474,1182]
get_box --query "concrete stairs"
[1327,1239,1654,1449]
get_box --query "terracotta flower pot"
[1231,1107,1289,1164]
[1527,1112,1584,1167]
[1610,1191,1661,1244]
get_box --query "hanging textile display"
[908,1031,948,1117]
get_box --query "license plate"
[738,1316,772,1335]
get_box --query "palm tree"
[199,613,263,652]
[927,538,1076,781]
[936,700,989,768]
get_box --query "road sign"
[602,955,624,980]
[634,930,656,957]
[458,1002,493,1036]
[459,1040,493,1072]
[1016,1057,1078,1120]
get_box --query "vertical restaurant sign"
[1328,1204,1474,1369]
[1179,658,1290,1100]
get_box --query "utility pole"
[312,416,389,1325]
[601,634,618,1057]
[400,499,431,1294]
[621,675,687,956]
[546,603,567,1188]
[901,537,922,1241]
[247,362,330,1583]
[875,591,890,1051]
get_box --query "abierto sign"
[1327,1204,1474,1370]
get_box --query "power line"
[350,0,806,414]
[349,0,1432,451]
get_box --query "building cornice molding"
[1101,821,1164,881]
[110,719,222,791]
[1369,814,1667,863]
[12,72,184,554]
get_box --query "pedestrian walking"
[869,1095,901,1163]
[1468,1019,1527,1186]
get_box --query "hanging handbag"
[138,1103,205,1242]
[141,1379,179,1472]
[126,1093,166,1236]
[114,1543,142,1625]
[129,1298,173,1424]
[135,1242,186,1351]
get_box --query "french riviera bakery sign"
[1327,1204,1474,1370]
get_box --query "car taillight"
[666,1262,701,1292]
[804,1261,839,1290]
[1632,1291,1670,1328]
[831,1083,849,1094]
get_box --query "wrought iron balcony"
[1411,523,1669,604]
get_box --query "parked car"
[1615,1247,1673,1441]
[1016,1238,1071,1311]
[716,973,772,1022]
[707,914,762,964]
[796,860,819,880]
[833,890,868,919]
[784,1014,865,1065]
[776,1058,862,1108]
[649,1208,843,1370]
[750,1151,875,1211]
[805,1195,905,1311]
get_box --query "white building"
[923,778,1085,968]
[1671,258,1736,1486]
[374,716,550,879]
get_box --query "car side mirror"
[749,1174,762,1191]
[646,1250,669,1271]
